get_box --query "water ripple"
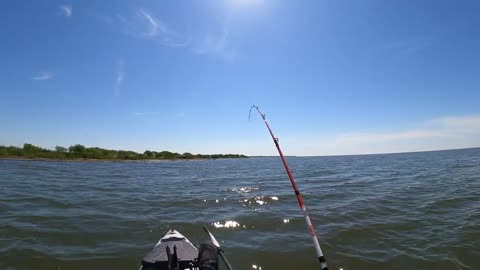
[1,148,479,270]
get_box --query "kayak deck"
[141,230,199,270]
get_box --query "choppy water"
[1,148,479,270]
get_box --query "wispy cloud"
[33,72,54,81]
[112,8,235,58]
[282,115,480,156]
[114,60,125,96]
[334,130,448,145]
[138,9,167,37]
[192,27,237,60]
[59,5,72,17]
[114,9,189,48]
[139,9,190,47]
[428,116,480,132]
[336,115,480,150]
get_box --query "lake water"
[1,148,479,270]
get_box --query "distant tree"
[118,150,140,160]
[23,143,42,153]
[6,146,23,156]
[0,143,247,160]
[157,151,174,159]
[144,150,154,158]
[69,144,85,153]
[55,146,67,152]
[182,152,194,159]
[23,143,33,152]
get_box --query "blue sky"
[1,0,479,156]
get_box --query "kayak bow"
[140,229,199,270]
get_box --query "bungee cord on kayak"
[250,105,329,270]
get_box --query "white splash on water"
[271,196,279,200]
[213,220,240,228]
[283,218,290,223]
[255,200,265,205]
[231,186,259,194]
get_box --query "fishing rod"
[250,105,329,270]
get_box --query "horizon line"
[249,146,480,158]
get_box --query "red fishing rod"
[251,105,328,270]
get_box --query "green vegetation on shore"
[0,143,248,160]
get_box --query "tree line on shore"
[0,143,248,160]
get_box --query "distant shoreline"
[0,143,248,162]
[0,156,232,163]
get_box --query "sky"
[1,0,479,156]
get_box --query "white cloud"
[114,60,125,96]
[428,116,480,132]
[286,115,480,156]
[114,9,189,48]
[113,9,236,58]
[138,9,190,47]
[334,130,448,144]
[59,5,72,17]
[33,72,54,81]
[138,9,166,37]
[192,27,237,60]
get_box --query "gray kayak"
[140,230,199,270]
